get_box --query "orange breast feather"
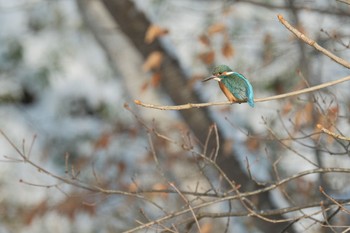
[218,82,237,102]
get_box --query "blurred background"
[0,0,350,232]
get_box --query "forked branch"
[277,14,350,69]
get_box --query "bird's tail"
[248,99,255,108]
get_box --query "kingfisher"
[203,65,255,107]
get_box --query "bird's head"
[202,65,234,82]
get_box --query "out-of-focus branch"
[190,198,349,221]
[337,0,350,5]
[278,14,350,69]
[134,75,350,110]
[317,124,350,141]
[236,0,350,16]
[3,127,350,232]
[125,167,350,233]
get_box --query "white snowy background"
[0,0,349,232]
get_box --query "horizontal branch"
[134,75,350,110]
[337,0,350,5]
[277,14,350,69]
[194,198,350,219]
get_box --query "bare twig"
[263,118,320,167]
[213,124,220,162]
[317,124,350,141]
[236,0,350,16]
[320,186,350,215]
[124,168,350,232]
[277,14,350,69]
[27,134,36,159]
[0,130,169,210]
[169,182,202,233]
[320,203,339,233]
[337,0,350,5]
[134,75,350,110]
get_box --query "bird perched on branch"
[203,65,255,107]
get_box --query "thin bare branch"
[134,75,350,110]
[320,186,350,215]
[0,130,162,201]
[317,124,350,141]
[124,168,350,232]
[169,182,202,233]
[277,14,350,69]
[337,0,350,5]
[237,0,350,16]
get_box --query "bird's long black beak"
[202,75,216,82]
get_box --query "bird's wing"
[222,73,249,99]
[222,72,255,107]
[223,79,246,100]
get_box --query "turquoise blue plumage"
[203,65,255,107]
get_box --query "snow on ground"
[0,0,349,232]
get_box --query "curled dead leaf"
[145,24,169,44]
[222,40,234,58]
[151,72,162,87]
[140,81,149,92]
[199,34,211,46]
[142,51,163,71]
[198,51,215,65]
[246,137,260,152]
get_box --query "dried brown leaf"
[23,200,48,224]
[142,51,163,72]
[145,24,169,44]
[246,137,260,152]
[117,161,126,177]
[198,34,211,46]
[198,51,215,65]
[95,132,111,149]
[201,222,213,233]
[207,23,226,35]
[56,194,95,219]
[281,101,293,115]
[222,41,234,58]
[151,72,162,87]
[223,139,234,156]
[294,102,313,130]
[327,106,339,123]
[140,81,149,92]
